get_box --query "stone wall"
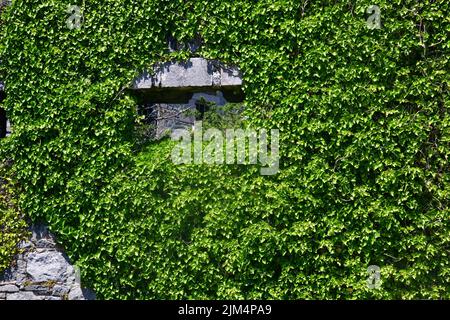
[0,225,95,300]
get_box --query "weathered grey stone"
[52,284,70,297]
[65,264,76,276]
[18,240,33,250]
[68,286,85,300]
[66,275,76,285]
[133,58,242,90]
[35,239,56,249]
[26,251,69,282]
[16,256,27,269]
[7,291,43,300]
[221,67,243,86]
[0,259,27,283]
[0,224,95,300]
[34,247,57,254]
[22,284,52,295]
[0,284,19,293]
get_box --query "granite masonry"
[0,225,95,300]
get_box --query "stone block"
[18,240,34,250]
[0,224,95,300]
[0,284,19,293]
[133,58,242,90]
[6,291,43,300]
[26,251,70,283]
[35,239,56,249]
[22,284,52,295]
[68,286,84,300]
[52,284,70,297]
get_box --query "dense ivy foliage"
[1,0,449,299]
[0,140,28,273]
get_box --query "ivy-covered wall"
[0,153,27,274]
[0,0,449,299]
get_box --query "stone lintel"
[132,58,242,91]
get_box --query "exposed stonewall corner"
[0,225,95,300]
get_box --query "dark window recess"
[195,99,211,121]
[136,103,158,140]
[138,103,158,126]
